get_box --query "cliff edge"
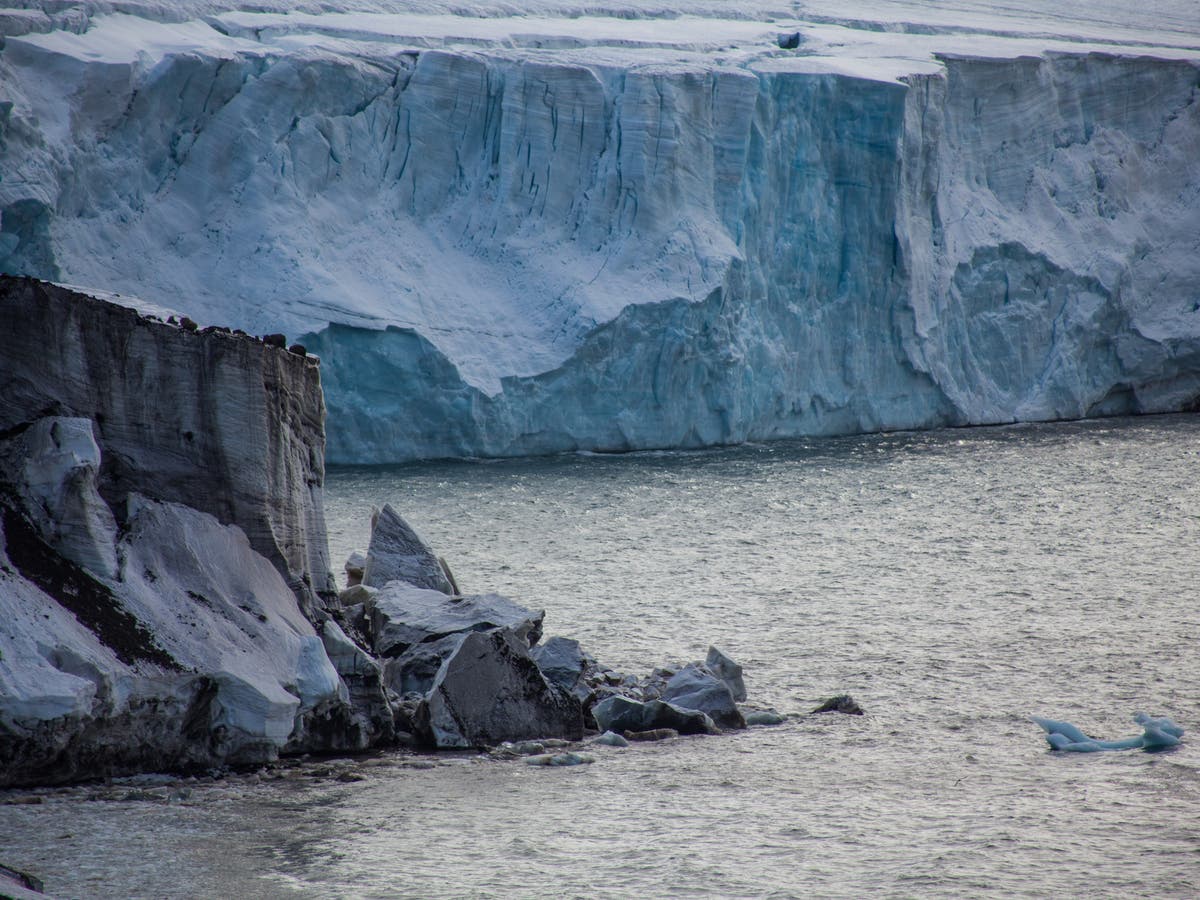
[0,277,373,787]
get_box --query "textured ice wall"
[1,12,1198,461]
[308,52,1200,459]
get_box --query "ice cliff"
[0,277,366,786]
[1,2,1199,461]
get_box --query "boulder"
[525,752,593,767]
[810,694,864,716]
[362,504,453,593]
[705,646,747,702]
[591,730,630,747]
[591,695,718,736]
[744,710,786,726]
[343,550,367,587]
[367,581,543,657]
[660,663,745,730]
[337,584,376,607]
[531,636,600,701]
[416,628,584,749]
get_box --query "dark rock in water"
[624,728,678,742]
[287,343,307,357]
[811,694,864,716]
[590,695,646,734]
[262,332,287,348]
[744,710,786,726]
[367,581,543,657]
[643,700,720,735]
[660,663,745,730]
[705,646,747,702]
[591,695,718,736]
[591,730,630,747]
[416,628,584,749]
[777,31,801,49]
[525,751,593,766]
[362,504,454,594]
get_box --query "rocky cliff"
[0,277,362,786]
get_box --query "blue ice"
[1033,713,1184,752]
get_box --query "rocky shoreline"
[1,277,822,794]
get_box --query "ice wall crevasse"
[2,33,1199,461]
[897,54,1200,422]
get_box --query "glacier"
[1,1,1199,461]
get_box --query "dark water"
[4,416,1199,897]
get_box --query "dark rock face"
[362,504,454,594]
[383,633,467,697]
[660,663,745,730]
[0,278,388,788]
[0,277,336,616]
[416,629,584,749]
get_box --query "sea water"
[2,415,1198,898]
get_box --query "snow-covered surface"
[2,1,1199,460]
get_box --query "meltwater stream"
[3,415,1199,897]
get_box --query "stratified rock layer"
[0,277,334,615]
[0,279,363,787]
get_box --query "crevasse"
[1,18,1198,462]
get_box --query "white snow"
[2,1,1199,460]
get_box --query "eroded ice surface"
[2,1,1199,460]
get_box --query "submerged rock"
[362,504,454,594]
[591,730,630,747]
[744,710,786,726]
[810,694,865,716]
[525,752,594,767]
[416,628,583,749]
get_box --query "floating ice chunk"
[1033,714,1184,752]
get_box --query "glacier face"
[1,2,1199,461]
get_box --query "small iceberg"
[1033,713,1184,752]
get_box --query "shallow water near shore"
[4,415,1200,898]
